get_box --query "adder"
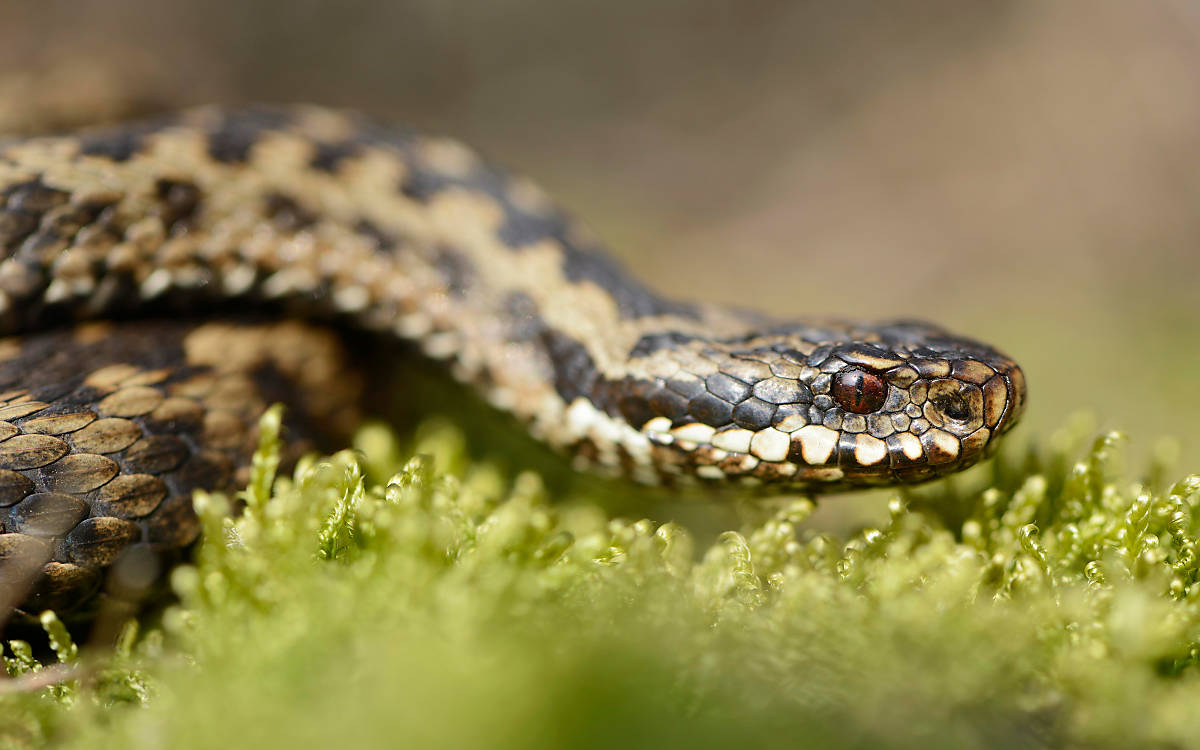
[0,106,1026,622]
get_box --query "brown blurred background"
[2,0,1198,472]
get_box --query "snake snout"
[995,359,1027,435]
[958,353,1026,456]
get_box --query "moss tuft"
[4,414,1200,749]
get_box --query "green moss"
[4,413,1200,749]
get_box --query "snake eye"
[832,368,887,414]
[932,393,971,421]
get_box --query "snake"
[0,105,1025,624]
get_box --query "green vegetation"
[4,409,1200,749]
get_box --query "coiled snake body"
[0,106,1025,621]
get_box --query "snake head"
[620,320,1026,490]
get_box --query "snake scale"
[0,106,1025,624]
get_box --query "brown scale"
[0,319,362,626]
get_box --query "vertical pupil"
[832,368,887,414]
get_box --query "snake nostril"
[933,393,971,421]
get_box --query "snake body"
[0,106,1025,621]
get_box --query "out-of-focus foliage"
[3,411,1200,749]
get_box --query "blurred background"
[1,0,1198,475]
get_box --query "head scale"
[620,320,1026,490]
